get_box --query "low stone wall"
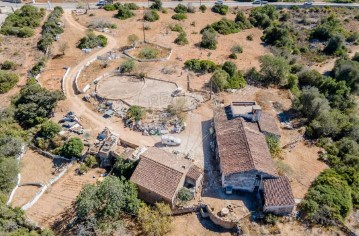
[29,145,72,162]
[123,42,172,62]
[172,204,205,216]
[119,138,139,149]
[61,67,71,94]
[206,205,238,230]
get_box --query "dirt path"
[61,10,157,147]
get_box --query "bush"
[170,24,183,32]
[61,137,84,158]
[124,3,139,10]
[89,19,117,29]
[229,53,237,59]
[78,32,108,49]
[150,0,162,11]
[127,105,145,121]
[139,47,160,59]
[310,15,345,41]
[249,5,278,29]
[184,59,218,73]
[39,120,61,138]
[210,69,230,92]
[113,156,138,179]
[0,70,19,94]
[138,203,172,236]
[222,61,237,77]
[104,4,116,11]
[172,13,187,21]
[247,34,253,41]
[200,5,207,13]
[352,52,359,62]
[128,34,139,46]
[332,59,359,94]
[259,55,291,86]
[1,60,16,70]
[30,58,46,76]
[174,31,189,45]
[144,10,160,22]
[85,155,98,168]
[323,34,346,56]
[202,18,241,35]
[120,59,135,73]
[262,25,294,49]
[227,71,246,89]
[174,4,188,13]
[116,5,135,20]
[177,187,193,202]
[201,29,217,50]
[235,11,252,29]
[266,134,282,159]
[1,5,44,38]
[212,4,229,15]
[231,44,243,54]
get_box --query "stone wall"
[206,205,238,229]
[263,205,294,216]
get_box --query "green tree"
[144,10,160,22]
[113,156,138,179]
[115,4,135,20]
[332,59,359,94]
[39,120,60,138]
[120,59,135,73]
[138,202,172,236]
[259,55,290,86]
[85,155,98,168]
[150,0,162,11]
[127,106,145,122]
[222,61,237,77]
[174,31,189,45]
[200,29,217,50]
[61,137,84,158]
[210,69,229,92]
[177,187,192,202]
[0,157,18,194]
[323,34,346,56]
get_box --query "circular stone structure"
[96,75,178,109]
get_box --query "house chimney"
[252,105,262,122]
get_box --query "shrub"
[138,203,172,236]
[127,105,145,121]
[124,3,139,10]
[139,47,159,59]
[264,213,278,225]
[184,59,218,73]
[262,25,294,49]
[229,53,237,59]
[259,55,290,86]
[39,120,61,138]
[170,24,183,32]
[231,44,243,54]
[227,71,246,89]
[310,15,345,41]
[113,156,138,179]
[0,70,19,94]
[172,13,187,21]
[30,58,46,76]
[200,29,217,50]
[323,34,346,56]
[103,4,116,11]
[266,134,282,159]
[177,187,193,202]
[61,137,84,158]
[174,4,188,13]
[85,155,98,168]
[202,18,241,35]
[78,32,108,49]
[38,7,64,52]
[210,69,230,92]
[222,61,237,77]
[120,59,135,73]
[246,34,253,41]
[128,34,139,46]
[116,5,135,20]
[174,31,189,45]
[235,11,252,29]
[200,5,207,13]
[144,10,160,22]
[332,59,359,94]
[18,27,34,37]
[150,0,162,11]
[249,5,278,29]
[352,52,359,62]
[89,19,117,29]
[1,60,16,70]
[212,4,229,15]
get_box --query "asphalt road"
[1,1,359,10]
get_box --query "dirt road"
[62,10,157,146]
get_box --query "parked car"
[161,135,181,146]
[215,0,224,5]
[304,1,313,5]
[253,0,268,4]
[96,1,106,6]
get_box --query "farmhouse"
[130,147,202,208]
[213,103,295,215]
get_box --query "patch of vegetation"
[29,58,46,77]
[61,137,84,158]
[84,155,98,168]
[38,6,64,52]
[235,10,252,29]
[138,46,160,59]
[323,34,347,56]
[1,60,16,70]
[174,3,195,13]
[231,44,243,54]
[144,10,160,22]
[266,134,282,159]
[172,13,187,21]
[1,5,45,38]
[199,5,207,13]
[115,4,135,20]
[78,32,108,49]
[177,187,193,202]
[13,80,64,128]
[138,202,172,236]
[249,5,278,29]
[120,59,135,73]
[211,62,246,92]
[184,59,218,73]
[150,0,163,11]
[174,31,189,45]
[88,19,117,29]
[212,4,229,15]
[170,24,184,32]
[113,155,138,179]
[127,105,145,121]
[262,25,295,49]
[200,29,218,50]
[201,18,241,35]
[310,15,346,41]
[0,70,19,94]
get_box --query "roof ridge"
[142,156,185,175]
[238,119,256,170]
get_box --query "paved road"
[1,1,359,9]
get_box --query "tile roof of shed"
[263,177,295,207]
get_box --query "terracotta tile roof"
[258,112,281,137]
[214,109,277,176]
[186,165,202,181]
[131,147,194,201]
[263,177,295,207]
[130,156,183,201]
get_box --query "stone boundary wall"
[123,42,172,62]
[61,67,71,94]
[205,205,238,229]
[29,145,72,162]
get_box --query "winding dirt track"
[62,10,157,146]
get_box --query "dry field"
[26,164,105,227]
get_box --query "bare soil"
[25,164,105,227]
[11,186,41,208]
